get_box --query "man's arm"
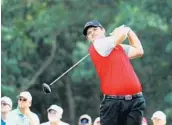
[25,110,40,125]
[110,25,130,45]
[121,29,144,59]
[94,25,130,57]
[28,114,40,125]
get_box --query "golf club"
[42,53,90,94]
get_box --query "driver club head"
[42,83,51,94]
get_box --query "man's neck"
[1,112,8,121]
[50,120,59,125]
[19,107,29,115]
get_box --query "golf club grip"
[50,53,90,85]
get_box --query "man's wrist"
[126,27,132,37]
[123,26,131,38]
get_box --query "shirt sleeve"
[93,36,116,57]
[120,44,131,56]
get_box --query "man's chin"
[91,37,103,42]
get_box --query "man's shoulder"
[6,109,19,123]
[30,111,40,123]
[8,109,18,115]
[60,121,70,125]
[10,109,18,112]
[31,111,39,116]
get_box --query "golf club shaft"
[50,53,90,85]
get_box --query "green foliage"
[164,93,172,105]
[71,42,95,83]
[166,41,172,53]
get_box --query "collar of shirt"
[1,119,6,125]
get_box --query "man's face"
[94,120,100,125]
[1,101,11,113]
[48,109,61,122]
[79,118,91,125]
[152,118,165,125]
[94,119,100,125]
[86,27,105,42]
[18,96,31,109]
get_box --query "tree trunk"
[21,41,57,91]
[91,80,101,117]
[65,78,76,125]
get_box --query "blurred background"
[1,0,172,124]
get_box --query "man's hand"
[24,108,31,116]
[109,25,131,44]
[109,25,130,36]
[25,109,35,125]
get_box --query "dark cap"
[83,20,103,36]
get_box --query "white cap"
[79,114,92,124]
[18,91,32,102]
[94,117,100,125]
[47,105,63,115]
[1,96,13,107]
[151,111,166,121]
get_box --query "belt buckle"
[125,95,132,100]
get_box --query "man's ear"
[101,27,106,34]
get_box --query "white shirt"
[41,121,70,125]
[6,109,40,125]
[93,36,129,57]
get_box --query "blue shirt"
[1,118,6,125]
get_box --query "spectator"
[151,111,166,125]
[6,91,40,125]
[41,104,69,125]
[93,117,100,125]
[1,96,13,125]
[78,114,92,125]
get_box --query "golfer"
[83,20,146,125]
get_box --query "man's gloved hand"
[109,25,131,37]
[109,25,131,44]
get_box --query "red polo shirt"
[89,44,142,95]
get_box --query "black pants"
[100,94,146,125]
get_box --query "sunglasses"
[1,102,9,106]
[48,110,57,115]
[18,98,27,102]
